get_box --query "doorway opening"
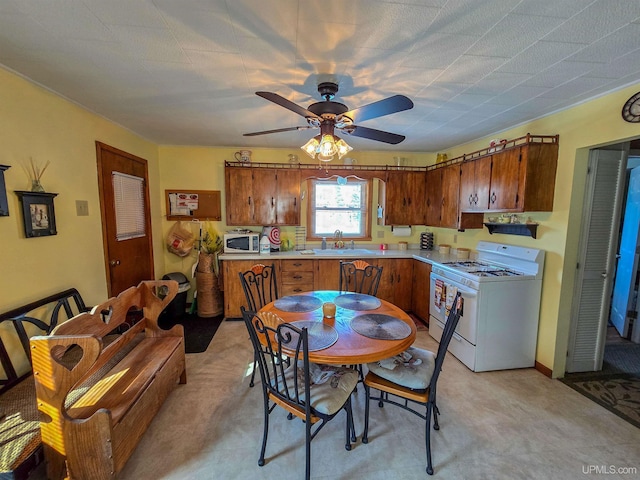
[567,138,640,375]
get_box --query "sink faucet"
[334,229,344,249]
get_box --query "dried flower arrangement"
[22,157,50,192]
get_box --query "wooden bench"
[30,280,186,480]
[1,288,88,480]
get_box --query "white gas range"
[429,241,545,372]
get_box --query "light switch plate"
[76,200,89,216]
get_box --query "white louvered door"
[566,147,628,373]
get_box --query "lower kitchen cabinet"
[411,260,431,323]
[280,259,314,295]
[315,259,341,290]
[375,258,413,311]
[222,256,418,318]
[222,259,268,318]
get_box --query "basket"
[196,271,223,317]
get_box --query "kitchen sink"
[312,248,374,255]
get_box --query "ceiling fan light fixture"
[301,135,320,159]
[318,134,338,158]
[335,137,353,159]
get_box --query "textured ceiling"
[1,0,640,152]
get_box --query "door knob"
[601,272,607,278]
[110,260,121,266]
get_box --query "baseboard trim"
[535,361,553,378]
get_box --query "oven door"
[429,272,478,345]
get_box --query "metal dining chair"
[339,260,383,296]
[238,263,278,387]
[362,291,463,476]
[241,307,358,480]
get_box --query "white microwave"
[224,232,261,253]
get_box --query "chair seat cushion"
[279,364,358,416]
[367,347,435,390]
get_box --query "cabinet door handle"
[248,196,252,205]
[293,275,302,279]
[294,197,297,206]
[469,194,473,205]
[293,262,302,266]
[474,193,478,204]
[490,192,496,204]
[271,197,275,206]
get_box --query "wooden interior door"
[96,142,154,297]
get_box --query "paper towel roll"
[391,226,412,237]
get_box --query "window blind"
[112,171,146,241]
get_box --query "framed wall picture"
[15,191,58,237]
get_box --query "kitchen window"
[308,178,371,240]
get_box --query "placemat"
[274,295,323,313]
[289,320,339,351]
[334,293,381,311]
[350,314,412,340]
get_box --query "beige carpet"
[30,320,640,479]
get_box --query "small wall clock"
[622,91,640,123]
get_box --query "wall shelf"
[484,222,538,239]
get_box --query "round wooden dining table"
[258,290,417,365]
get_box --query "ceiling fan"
[244,82,414,160]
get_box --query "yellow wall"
[0,67,162,309]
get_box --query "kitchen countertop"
[219,248,462,265]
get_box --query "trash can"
[161,272,191,319]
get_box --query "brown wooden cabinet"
[411,260,431,323]
[225,166,300,225]
[459,156,491,212]
[425,164,462,229]
[488,148,521,211]
[488,142,558,212]
[375,258,413,311]
[224,167,254,225]
[425,168,442,226]
[440,164,461,229]
[380,171,426,225]
[280,259,314,296]
[222,259,271,318]
[276,169,301,225]
[315,259,341,291]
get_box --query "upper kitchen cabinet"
[425,163,461,229]
[225,163,300,225]
[459,156,491,212]
[379,170,427,225]
[449,134,559,214]
[425,168,443,226]
[225,166,254,225]
[487,135,559,212]
[440,164,461,228]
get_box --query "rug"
[561,373,640,429]
[159,314,224,354]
